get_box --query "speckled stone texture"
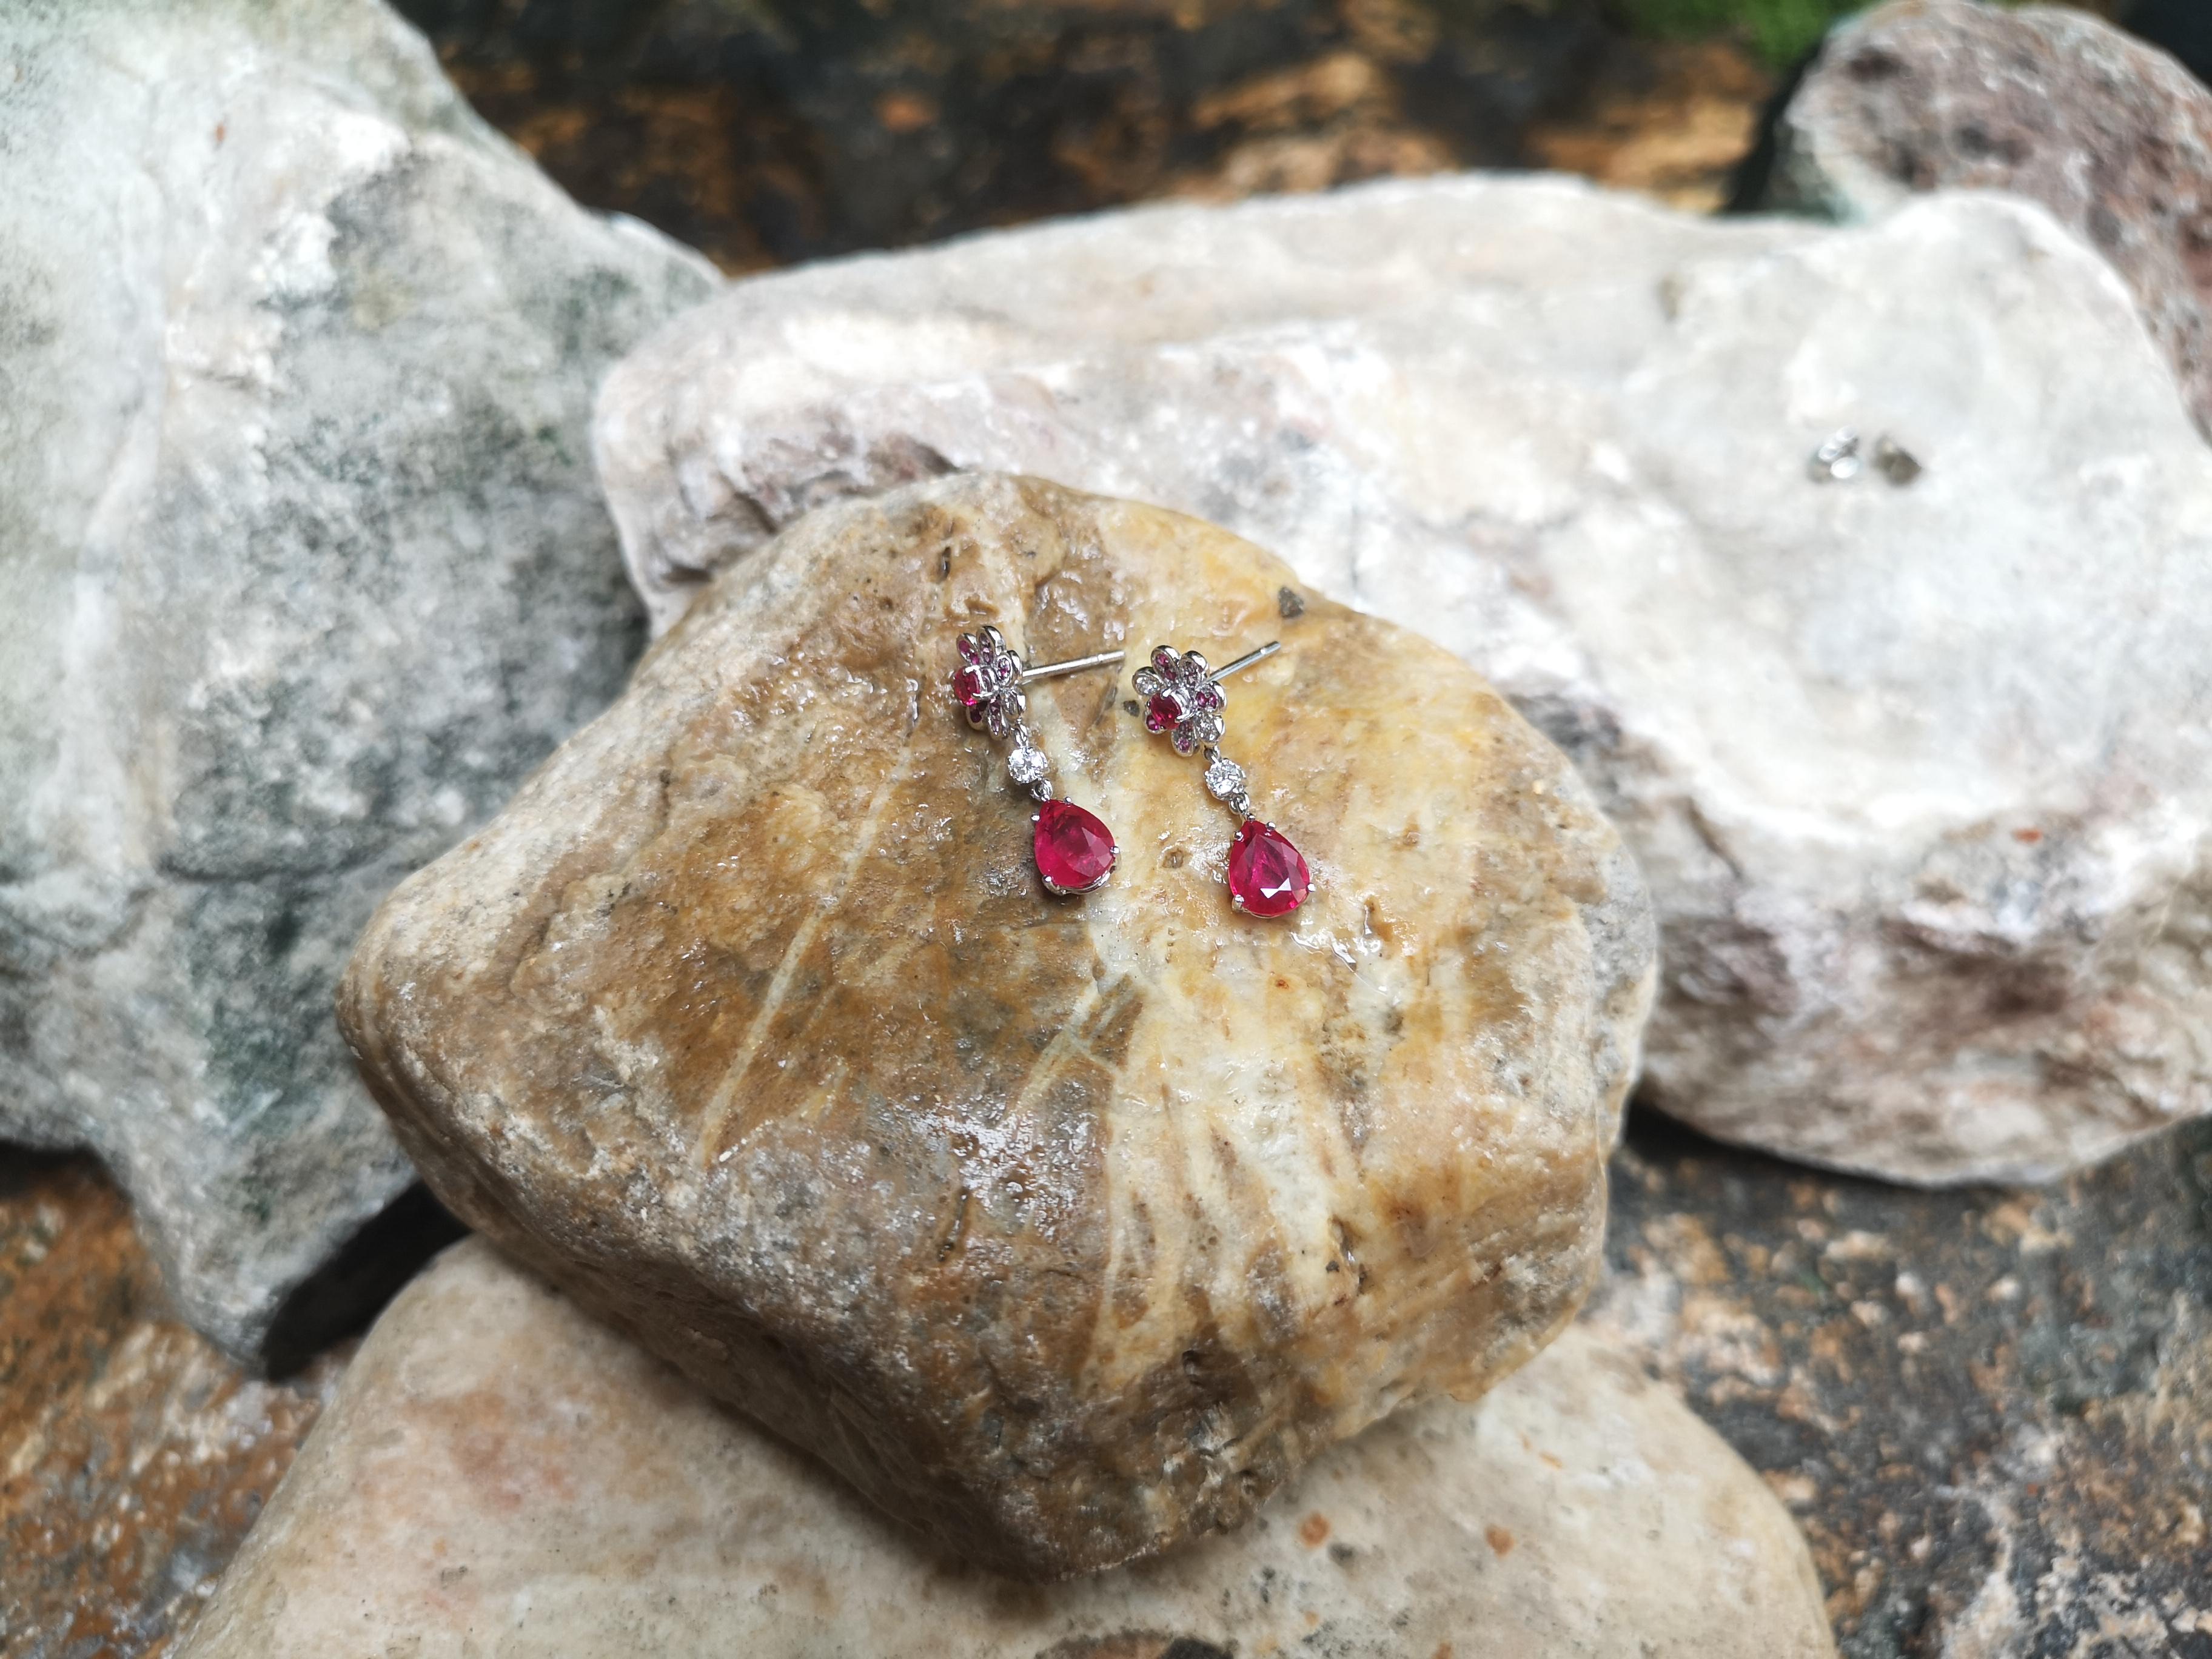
[591,176,2212,1187]
[176,1238,1835,1659]
[0,1158,348,1658]
[1593,1112,2212,1658]
[337,473,1656,1578]
[1760,0,2212,438]
[0,0,716,1359]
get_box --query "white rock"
[178,1239,1837,1659]
[0,0,717,1357]
[594,176,2212,1185]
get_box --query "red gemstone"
[1144,689,1186,733]
[1034,799,1117,894]
[1227,820,1310,917]
[953,662,993,711]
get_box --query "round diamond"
[1007,745,1050,787]
[1204,758,1247,802]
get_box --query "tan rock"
[338,473,1654,1577]
[179,1239,1835,1659]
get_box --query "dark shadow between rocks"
[2127,0,2212,83]
[1721,45,1817,215]
[0,1141,84,1200]
[1617,1093,2020,1202]
[1036,1638,1237,1659]
[261,1181,467,1377]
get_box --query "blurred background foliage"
[1610,0,2199,67]
[394,0,2210,269]
[1605,0,1903,64]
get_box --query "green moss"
[1604,0,1860,65]
[1607,0,2025,67]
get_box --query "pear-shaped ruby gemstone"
[1227,819,1309,917]
[1033,799,1116,894]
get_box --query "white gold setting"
[1130,637,1309,917]
[1204,756,1248,806]
[956,625,1125,803]
[1135,642,1279,819]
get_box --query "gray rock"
[178,1238,1838,1659]
[1761,0,2212,440]
[594,176,2212,1185]
[0,0,717,1358]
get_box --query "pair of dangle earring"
[952,626,1312,916]
[1134,642,1312,917]
[952,626,1126,894]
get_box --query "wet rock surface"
[1595,1111,2212,1658]
[177,1238,1835,1659]
[0,0,716,1359]
[1758,0,2212,438]
[337,472,1656,1578]
[593,176,2212,1187]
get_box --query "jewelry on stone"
[1808,427,1863,483]
[1809,428,1923,488]
[952,626,1124,895]
[1133,640,1312,917]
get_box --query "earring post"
[1022,648,1127,682]
[1208,641,1281,682]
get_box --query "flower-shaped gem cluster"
[952,627,1026,740]
[1133,646,1225,755]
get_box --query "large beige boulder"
[337,473,1655,1576]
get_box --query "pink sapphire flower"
[951,628,1026,740]
[1131,646,1227,756]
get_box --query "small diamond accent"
[1007,745,1050,787]
[1204,757,1247,802]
